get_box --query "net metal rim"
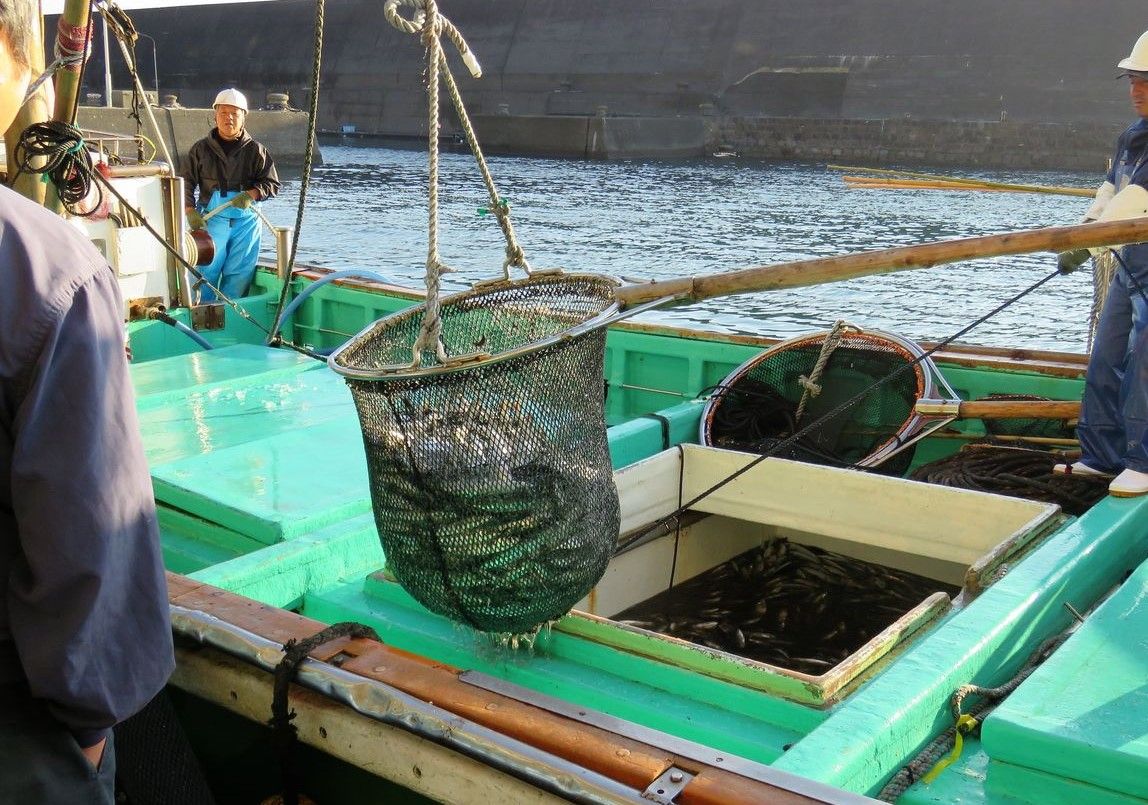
[699,326,948,468]
[327,272,624,382]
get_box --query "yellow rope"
[922,714,979,784]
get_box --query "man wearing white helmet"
[180,87,281,301]
[1055,30,1148,496]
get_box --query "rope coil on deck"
[908,444,1108,516]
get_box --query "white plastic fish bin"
[561,444,1064,706]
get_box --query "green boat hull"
[127,267,1148,804]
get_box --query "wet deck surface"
[132,344,372,542]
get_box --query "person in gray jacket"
[181,87,280,302]
[0,1,174,800]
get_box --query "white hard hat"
[212,88,248,112]
[1117,30,1148,74]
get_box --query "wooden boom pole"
[614,217,1148,308]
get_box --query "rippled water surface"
[260,142,1103,351]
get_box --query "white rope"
[795,320,857,425]
[1087,251,1116,353]
[24,20,92,103]
[385,0,530,367]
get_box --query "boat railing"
[80,128,166,170]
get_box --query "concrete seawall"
[65,0,1144,170]
[462,113,1114,172]
[712,118,1117,173]
[77,106,317,170]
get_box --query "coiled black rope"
[11,121,103,215]
[909,444,1108,515]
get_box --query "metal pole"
[101,14,112,106]
[275,226,295,281]
[139,33,159,97]
[111,34,173,167]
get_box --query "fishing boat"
[15,2,1148,804]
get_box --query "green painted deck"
[127,283,1148,803]
[981,555,1148,802]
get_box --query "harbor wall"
[78,106,315,170]
[712,119,1117,173]
[66,0,1146,169]
[452,115,1114,172]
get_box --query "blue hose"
[150,310,214,350]
[268,269,397,344]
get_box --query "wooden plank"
[166,573,844,804]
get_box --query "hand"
[80,737,107,771]
[1057,248,1091,274]
[231,191,256,209]
[186,208,205,230]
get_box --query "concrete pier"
[77,105,316,171]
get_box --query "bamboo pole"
[45,0,92,214]
[842,176,1083,194]
[932,432,1080,447]
[614,217,1148,308]
[829,164,1096,198]
[52,0,90,125]
[4,6,49,204]
[916,400,1081,420]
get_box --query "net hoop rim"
[328,272,625,382]
[699,325,943,467]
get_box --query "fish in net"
[330,273,622,636]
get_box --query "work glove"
[186,208,205,230]
[231,191,256,210]
[1056,248,1091,274]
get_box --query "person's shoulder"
[1118,119,1148,143]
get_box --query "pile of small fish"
[613,538,957,676]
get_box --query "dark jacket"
[181,127,280,208]
[0,184,174,747]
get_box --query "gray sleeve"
[8,266,174,746]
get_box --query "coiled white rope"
[385,0,531,367]
[795,320,858,425]
[1087,251,1116,352]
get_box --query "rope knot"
[797,375,822,397]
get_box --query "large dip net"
[326,2,634,636]
[701,325,958,474]
[332,274,622,635]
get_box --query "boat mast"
[43,0,92,213]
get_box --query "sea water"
[260,141,1102,352]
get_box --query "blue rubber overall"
[1078,120,1148,473]
[197,189,261,302]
